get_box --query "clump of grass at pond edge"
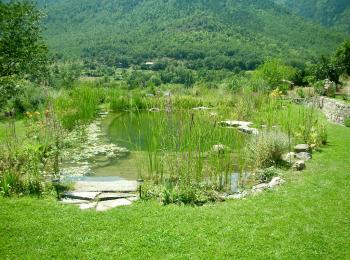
[54,86,102,129]
[245,129,289,171]
[138,110,246,204]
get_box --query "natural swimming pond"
[91,111,247,190]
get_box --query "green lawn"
[0,124,349,259]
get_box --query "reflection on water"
[93,151,146,180]
[107,111,183,151]
[93,112,162,180]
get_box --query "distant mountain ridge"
[37,0,348,70]
[273,0,350,33]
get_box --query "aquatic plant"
[54,86,101,129]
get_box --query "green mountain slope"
[273,0,350,33]
[37,0,348,70]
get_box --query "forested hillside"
[37,0,348,70]
[274,0,350,33]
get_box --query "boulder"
[212,144,226,153]
[283,152,296,162]
[268,177,285,188]
[294,144,310,153]
[296,152,312,161]
[293,160,306,171]
[252,183,269,192]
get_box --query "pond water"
[91,111,247,191]
[94,111,196,180]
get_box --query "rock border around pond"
[226,143,315,200]
[219,120,259,135]
[60,111,130,178]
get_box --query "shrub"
[313,80,325,96]
[253,59,297,92]
[345,118,350,127]
[0,110,64,196]
[245,129,289,170]
[296,88,305,98]
[143,182,222,206]
[256,166,278,182]
[0,143,50,196]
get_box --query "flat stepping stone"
[96,199,132,212]
[219,121,253,128]
[127,197,139,202]
[238,126,259,135]
[60,198,90,204]
[74,180,138,193]
[98,193,137,201]
[79,202,97,210]
[62,192,101,201]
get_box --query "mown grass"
[0,123,349,259]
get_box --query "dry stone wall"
[319,97,350,125]
[294,97,350,125]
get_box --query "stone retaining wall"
[319,97,350,125]
[294,97,350,125]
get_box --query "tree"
[335,40,350,76]
[253,59,297,92]
[0,1,48,109]
[305,56,341,84]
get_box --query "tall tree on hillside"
[335,40,350,76]
[0,1,48,109]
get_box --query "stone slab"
[127,197,139,202]
[62,192,101,201]
[79,202,97,210]
[238,126,259,135]
[96,199,132,212]
[98,193,137,201]
[294,144,310,153]
[74,180,138,192]
[219,120,253,128]
[60,198,89,204]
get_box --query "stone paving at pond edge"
[219,120,259,135]
[60,180,139,211]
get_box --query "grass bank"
[0,124,349,258]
